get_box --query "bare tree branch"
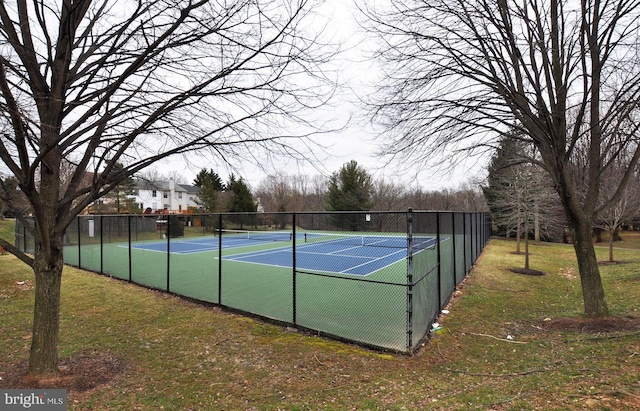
[360,0,640,318]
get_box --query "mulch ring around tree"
[508,267,546,276]
[0,350,126,400]
[539,316,640,333]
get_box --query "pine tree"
[226,175,257,229]
[326,160,373,230]
[193,169,224,212]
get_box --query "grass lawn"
[0,218,639,410]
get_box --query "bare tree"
[256,172,300,213]
[451,182,489,212]
[597,162,640,262]
[306,174,329,211]
[0,0,336,377]
[486,158,560,269]
[484,136,564,243]
[361,0,640,317]
[371,178,407,211]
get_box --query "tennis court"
[127,231,437,276]
[223,232,437,276]
[16,210,491,353]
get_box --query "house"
[134,179,199,214]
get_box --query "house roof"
[135,179,198,193]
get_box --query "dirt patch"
[0,350,126,399]
[508,267,546,276]
[539,316,640,333]
[14,280,33,291]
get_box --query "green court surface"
[62,232,443,352]
[20,210,490,353]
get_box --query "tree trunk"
[516,209,521,254]
[572,220,609,318]
[28,138,65,376]
[609,228,614,263]
[524,217,530,270]
[28,233,64,375]
[534,204,540,242]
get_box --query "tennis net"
[219,229,292,242]
[300,232,436,250]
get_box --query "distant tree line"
[180,160,489,216]
[253,160,488,213]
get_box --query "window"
[163,192,168,198]
[152,190,157,197]
[178,192,183,199]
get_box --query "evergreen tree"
[193,169,225,212]
[326,160,374,211]
[102,163,138,213]
[326,160,373,230]
[168,214,184,237]
[226,175,257,228]
[227,175,257,212]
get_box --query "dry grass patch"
[1,219,640,410]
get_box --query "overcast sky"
[0,0,489,191]
[153,0,489,190]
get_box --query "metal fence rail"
[15,210,491,353]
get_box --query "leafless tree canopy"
[360,0,640,317]
[0,0,338,376]
[0,0,336,229]
[360,0,640,197]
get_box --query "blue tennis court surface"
[224,233,438,276]
[128,233,437,276]
[125,232,288,254]
[223,243,407,276]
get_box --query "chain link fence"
[15,210,491,353]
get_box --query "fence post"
[128,215,132,282]
[218,213,222,306]
[451,212,457,285]
[471,213,476,266]
[166,216,170,292]
[436,212,442,310]
[462,213,471,277]
[406,208,414,353]
[76,216,81,268]
[292,212,297,325]
[99,216,104,274]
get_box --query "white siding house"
[134,179,199,213]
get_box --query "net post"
[406,208,414,353]
[292,212,297,325]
